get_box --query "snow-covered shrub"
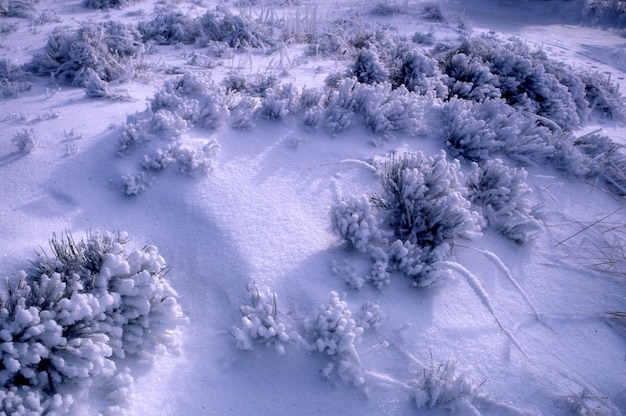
[137,11,199,44]
[27,21,142,86]
[370,0,407,16]
[308,291,366,385]
[579,70,626,121]
[333,151,481,288]
[84,67,130,100]
[258,83,300,120]
[4,0,38,19]
[170,140,220,176]
[393,49,448,98]
[582,0,626,28]
[12,128,36,153]
[412,360,481,412]
[0,386,73,416]
[332,195,385,254]
[1,231,186,414]
[412,31,435,45]
[197,8,274,50]
[30,231,186,357]
[231,283,302,354]
[223,73,247,92]
[377,150,481,248]
[441,51,500,102]
[122,171,151,196]
[323,78,426,135]
[0,58,32,97]
[118,117,152,155]
[466,159,540,244]
[358,301,383,331]
[554,130,626,197]
[439,34,625,128]
[83,0,134,9]
[422,3,446,22]
[351,48,389,85]
[228,94,260,129]
[378,150,481,286]
[244,73,278,97]
[440,97,555,165]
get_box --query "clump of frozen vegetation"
[121,171,152,196]
[412,360,482,413]
[553,130,626,197]
[84,67,131,100]
[1,0,38,19]
[466,159,541,244]
[0,59,32,97]
[83,0,136,10]
[138,7,274,50]
[333,150,481,288]
[440,33,625,127]
[439,97,556,165]
[231,285,493,410]
[319,78,427,135]
[231,283,303,355]
[233,285,380,386]
[308,291,366,385]
[118,72,223,191]
[11,128,37,153]
[26,21,143,86]
[0,231,186,414]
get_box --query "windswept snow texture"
[1,0,626,415]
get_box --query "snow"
[1,0,626,414]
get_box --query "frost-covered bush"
[0,231,186,414]
[11,128,37,153]
[137,11,199,45]
[393,48,448,97]
[83,0,134,9]
[375,151,481,286]
[582,0,626,28]
[197,8,274,50]
[232,286,380,386]
[308,291,366,385]
[0,59,32,97]
[332,195,385,254]
[370,0,408,16]
[377,150,481,248]
[333,151,481,288]
[412,360,481,412]
[554,130,626,197]
[579,70,626,121]
[122,171,151,196]
[170,140,220,176]
[440,97,555,165]
[231,283,302,354]
[466,159,541,244]
[84,67,130,100]
[27,21,142,86]
[439,34,626,128]
[323,78,426,135]
[4,0,38,19]
[351,48,389,85]
[119,72,226,154]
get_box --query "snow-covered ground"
[1,0,625,415]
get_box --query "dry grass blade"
[555,207,622,247]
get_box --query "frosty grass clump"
[333,150,481,288]
[0,231,186,415]
[232,285,382,386]
[466,158,541,245]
